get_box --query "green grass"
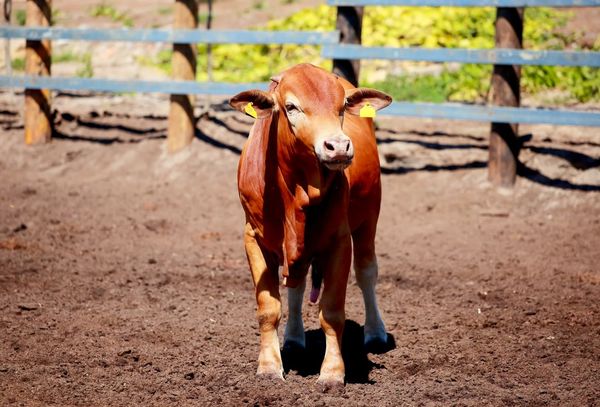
[198,12,209,25]
[75,54,94,78]
[90,3,134,27]
[157,7,172,15]
[11,7,61,25]
[11,58,25,71]
[253,1,266,10]
[15,10,26,26]
[52,9,62,25]
[366,73,450,103]
[138,49,172,75]
[52,51,81,64]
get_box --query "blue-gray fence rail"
[1,2,599,127]
[0,27,339,45]
[2,75,599,127]
[328,0,600,6]
[322,44,600,67]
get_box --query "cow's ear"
[229,90,275,119]
[344,88,392,116]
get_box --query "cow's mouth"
[321,157,353,171]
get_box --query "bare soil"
[0,90,599,406]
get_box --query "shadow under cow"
[282,319,395,384]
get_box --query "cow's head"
[230,64,391,171]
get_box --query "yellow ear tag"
[359,103,376,118]
[244,102,258,119]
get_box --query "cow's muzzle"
[317,136,354,170]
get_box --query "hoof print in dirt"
[256,370,285,382]
[317,378,345,395]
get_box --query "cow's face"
[230,64,391,171]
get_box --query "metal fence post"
[25,0,52,145]
[488,7,524,187]
[168,0,198,153]
[332,6,363,87]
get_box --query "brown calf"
[230,63,391,385]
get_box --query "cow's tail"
[309,262,322,304]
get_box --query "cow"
[229,63,392,386]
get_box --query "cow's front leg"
[244,224,283,379]
[316,234,352,386]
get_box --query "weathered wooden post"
[25,0,52,145]
[488,7,524,187]
[3,0,12,76]
[168,0,198,153]
[332,6,363,87]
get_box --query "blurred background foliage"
[146,5,599,103]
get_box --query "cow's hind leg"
[284,278,306,349]
[352,221,387,349]
[244,223,283,379]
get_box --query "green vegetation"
[52,9,62,25]
[52,51,94,78]
[15,10,26,26]
[198,12,209,25]
[364,6,600,103]
[52,50,81,63]
[158,7,172,16]
[11,57,25,71]
[76,53,94,78]
[194,5,333,82]
[145,5,598,103]
[90,3,134,27]
[10,7,61,25]
[253,1,266,10]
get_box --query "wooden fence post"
[488,7,524,187]
[332,6,363,87]
[25,0,52,145]
[168,0,198,153]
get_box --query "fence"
[1,0,599,187]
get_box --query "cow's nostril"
[324,141,335,151]
[345,141,350,152]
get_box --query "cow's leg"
[284,278,306,349]
[352,221,387,348]
[244,223,283,379]
[316,234,352,385]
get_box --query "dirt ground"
[0,90,599,406]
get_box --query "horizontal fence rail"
[0,27,339,45]
[328,0,600,6]
[0,75,269,96]
[323,44,600,67]
[2,75,599,127]
[386,102,600,126]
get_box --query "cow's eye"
[285,103,300,114]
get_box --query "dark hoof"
[365,333,395,354]
[282,340,306,372]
